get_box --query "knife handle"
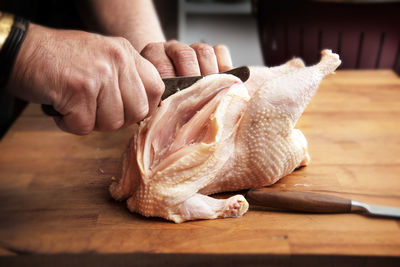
[246,189,352,213]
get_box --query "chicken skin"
[110,50,341,223]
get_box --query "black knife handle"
[161,66,250,100]
[224,66,250,83]
[41,104,61,117]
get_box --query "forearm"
[79,0,165,52]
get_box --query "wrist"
[6,23,45,102]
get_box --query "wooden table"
[0,70,399,266]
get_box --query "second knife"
[246,188,400,219]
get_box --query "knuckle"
[77,127,92,135]
[95,62,114,81]
[109,37,133,63]
[192,43,214,56]
[115,37,132,49]
[119,38,134,53]
[147,82,164,99]
[69,74,98,99]
[74,121,94,135]
[133,105,149,122]
[107,119,124,131]
[173,47,197,64]
[80,78,98,99]
[141,42,162,56]
[109,45,124,63]
[140,45,152,58]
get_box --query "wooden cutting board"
[0,70,399,266]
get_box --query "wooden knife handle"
[246,189,352,213]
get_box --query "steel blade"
[161,76,203,100]
[351,200,400,218]
[161,66,250,100]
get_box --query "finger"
[119,55,150,125]
[135,55,164,116]
[112,37,149,125]
[54,101,96,135]
[190,43,218,75]
[164,40,200,76]
[213,44,233,72]
[94,78,125,131]
[141,42,176,78]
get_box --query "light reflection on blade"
[351,200,400,219]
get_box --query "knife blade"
[246,189,400,219]
[161,66,250,100]
[350,200,400,218]
[42,66,250,117]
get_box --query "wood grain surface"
[0,70,399,265]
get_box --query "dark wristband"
[0,16,29,87]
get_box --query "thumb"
[135,55,165,116]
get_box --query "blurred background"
[0,0,399,137]
[156,0,400,70]
[173,0,263,66]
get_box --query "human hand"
[6,24,164,135]
[140,40,233,78]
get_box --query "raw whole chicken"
[110,50,341,223]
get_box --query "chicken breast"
[110,50,341,223]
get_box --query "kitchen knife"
[246,188,400,219]
[161,66,250,99]
[41,66,250,117]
